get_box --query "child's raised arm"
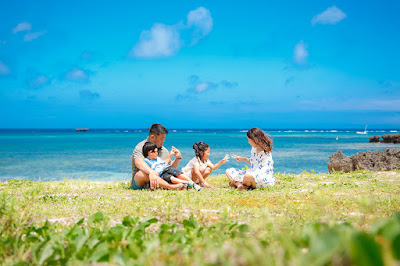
[165,147,175,164]
[209,154,229,170]
[231,154,251,165]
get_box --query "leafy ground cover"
[1,170,400,265]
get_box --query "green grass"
[1,170,400,265]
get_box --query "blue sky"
[0,0,399,129]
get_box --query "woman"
[226,128,274,189]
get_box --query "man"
[132,123,183,190]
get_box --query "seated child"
[182,142,229,188]
[143,141,201,191]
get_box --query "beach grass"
[1,170,400,265]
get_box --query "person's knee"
[242,174,254,186]
[134,171,149,186]
[205,167,212,174]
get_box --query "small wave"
[284,130,293,132]
[330,130,338,132]
[172,130,177,132]
[123,130,128,133]
[390,130,398,132]
[187,130,193,132]
[239,130,247,132]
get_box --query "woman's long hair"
[193,142,209,160]
[247,128,273,153]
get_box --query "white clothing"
[226,147,274,188]
[182,157,213,180]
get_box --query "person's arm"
[134,158,161,189]
[209,154,229,170]
[165,148,175,164]
[232,154,250,165]
[170,146,182,168]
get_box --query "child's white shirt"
[182,157,212,179]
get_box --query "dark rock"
[381,133,400,144]
[327,150,354,173]
[369,135,380,142]
[352,150,386,171]
[328,148,400,173]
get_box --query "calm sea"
[0,129,399,182]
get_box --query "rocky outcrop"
[327,151,354,173]
[327,148,400,173]
[368,133,400,143]
[381,134,400,144]
[368,135,380,142]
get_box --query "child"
[143,142,201,191]
[226,128,274,190]
[182,142,229,188]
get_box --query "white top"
[182,157,213,179]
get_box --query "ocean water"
[0,129,399,182]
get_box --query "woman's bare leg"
[238,174,256,190]
[225,170,240,188]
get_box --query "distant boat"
[75,128,89,132]
[356,125,367,135]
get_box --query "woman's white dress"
[226,147,274,188]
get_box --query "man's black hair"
[149,123,168,135]
[143,141,158,157]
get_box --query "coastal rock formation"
[327,151,354,173]
[368,135,380,142]
[381,134,400,144]
[327,148,400,173]
[368,133,400,144]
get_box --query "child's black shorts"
[160,166,183,183]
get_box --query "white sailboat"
[356,125,368,134]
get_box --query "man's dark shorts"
[160,166,183,183]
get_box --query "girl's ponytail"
[193,141,209,160]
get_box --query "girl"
[226,128,274,190]
[182,142,229,188]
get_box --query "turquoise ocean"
[0,129,399,182]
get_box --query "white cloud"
[0,61,10,75]
[187,7,213,43]
[293,41,308,64]
[65,68,89,82]
[12,22,32,34]
[24,31,47,42]
[131,7,213,59]
[195,82,211,93]
[28,75,49,89]
[131,23,181,58]
[312,6,346,25]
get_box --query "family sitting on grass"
[131,124,274,191]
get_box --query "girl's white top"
[182,157,213,179]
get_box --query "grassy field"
[1,170,400,265]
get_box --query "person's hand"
[172,146,182,159]
[222,154,229,163]
[232,154,241,162]
[149,170,160,189]
[202,182,211,188]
